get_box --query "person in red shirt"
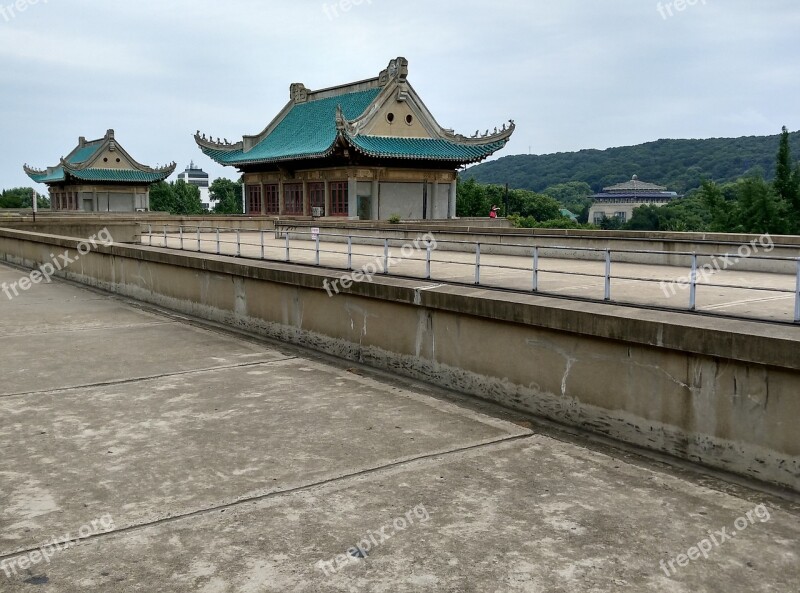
[489,205,500,218]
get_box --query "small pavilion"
[24,129,175,212]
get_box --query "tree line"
[457,127,800,234]
[0,188,49,209]
[616,127,800,234]
[464,129,800,196]
[149,178,242,215]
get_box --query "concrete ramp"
[0,262,798,592]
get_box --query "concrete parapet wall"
[1,227,798,492]
[1,213,278,233]
[276,223,800,273]
[0,222,141,244]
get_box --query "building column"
[324,179,331,217]
[449,180,457,219]
[241,181,246,214]
[348,175,358,218]
[302,179,310,216]
[278,177,285,215]
[371,178,379,220]
[432,182,440,220]
[260,181,266,215]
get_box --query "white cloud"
[2,0,799,189]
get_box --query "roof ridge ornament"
[335,104,357,137]
[290,82,309,103]
[378,57,408,86]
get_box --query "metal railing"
[141,225,800,323]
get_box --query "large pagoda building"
[196,57,515,219]
[24,129,175,212]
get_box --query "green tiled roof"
[26,129,175,186]
[66,142,103,165]
[26,166,171,184]
[348,135,508,162]
[27,167,66,183]
[202,89,382,165]
[67,168,172,183]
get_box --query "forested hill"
[463,131,800,194]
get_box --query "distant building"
[177,161,211,210]
[588,175,680,224]
[559,208,578,222]
[24,129,175,212]
[195,57,514,219]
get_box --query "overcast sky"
[1,0,798,190]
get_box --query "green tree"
[210,178,243,214]
[149,181,176,213]
[0,187,49,208]
[698,180,732,232]
[625,205,662,231]
[599,215,623,230]
[456,178,490,217]
[507,189,561,221]
[774,126,800,232]
[149,181,204,215]
[734,176,787,234]
[541,181,593,214]
[173,180,204,215]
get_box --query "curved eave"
[199,143,337,168]
[440,122,516,146]
[345,135,510,165]
[56,161,176,184]
[24,164,65,184]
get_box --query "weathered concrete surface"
[1,229,798,493]
[0,262,799,592]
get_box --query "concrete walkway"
[0,261,798,592]
[142,232,799,323]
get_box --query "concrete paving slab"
[1,437,796,592]
[0,323,284,397]
[0,357,525,554]
[1,262,799,592]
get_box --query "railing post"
[260,230,265,260]
[794,259,800,323]
[689,253,698,311]
[315,234,320,266]
[532,246,539,292]
[179,226,184,250]
[347,236,352,270]
[148,224,152,247]
[604,249,611,301]
[426,244,432,280]
[196,227,201,252]
[383,238,389,274]
[216,228,220,255]
[284,233,290,262]
[475,243,481,285]
[163,225,167,248]
[236,229,241,257]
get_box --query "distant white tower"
[177,161,211,210]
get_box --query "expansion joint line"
[0,432,534,561]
